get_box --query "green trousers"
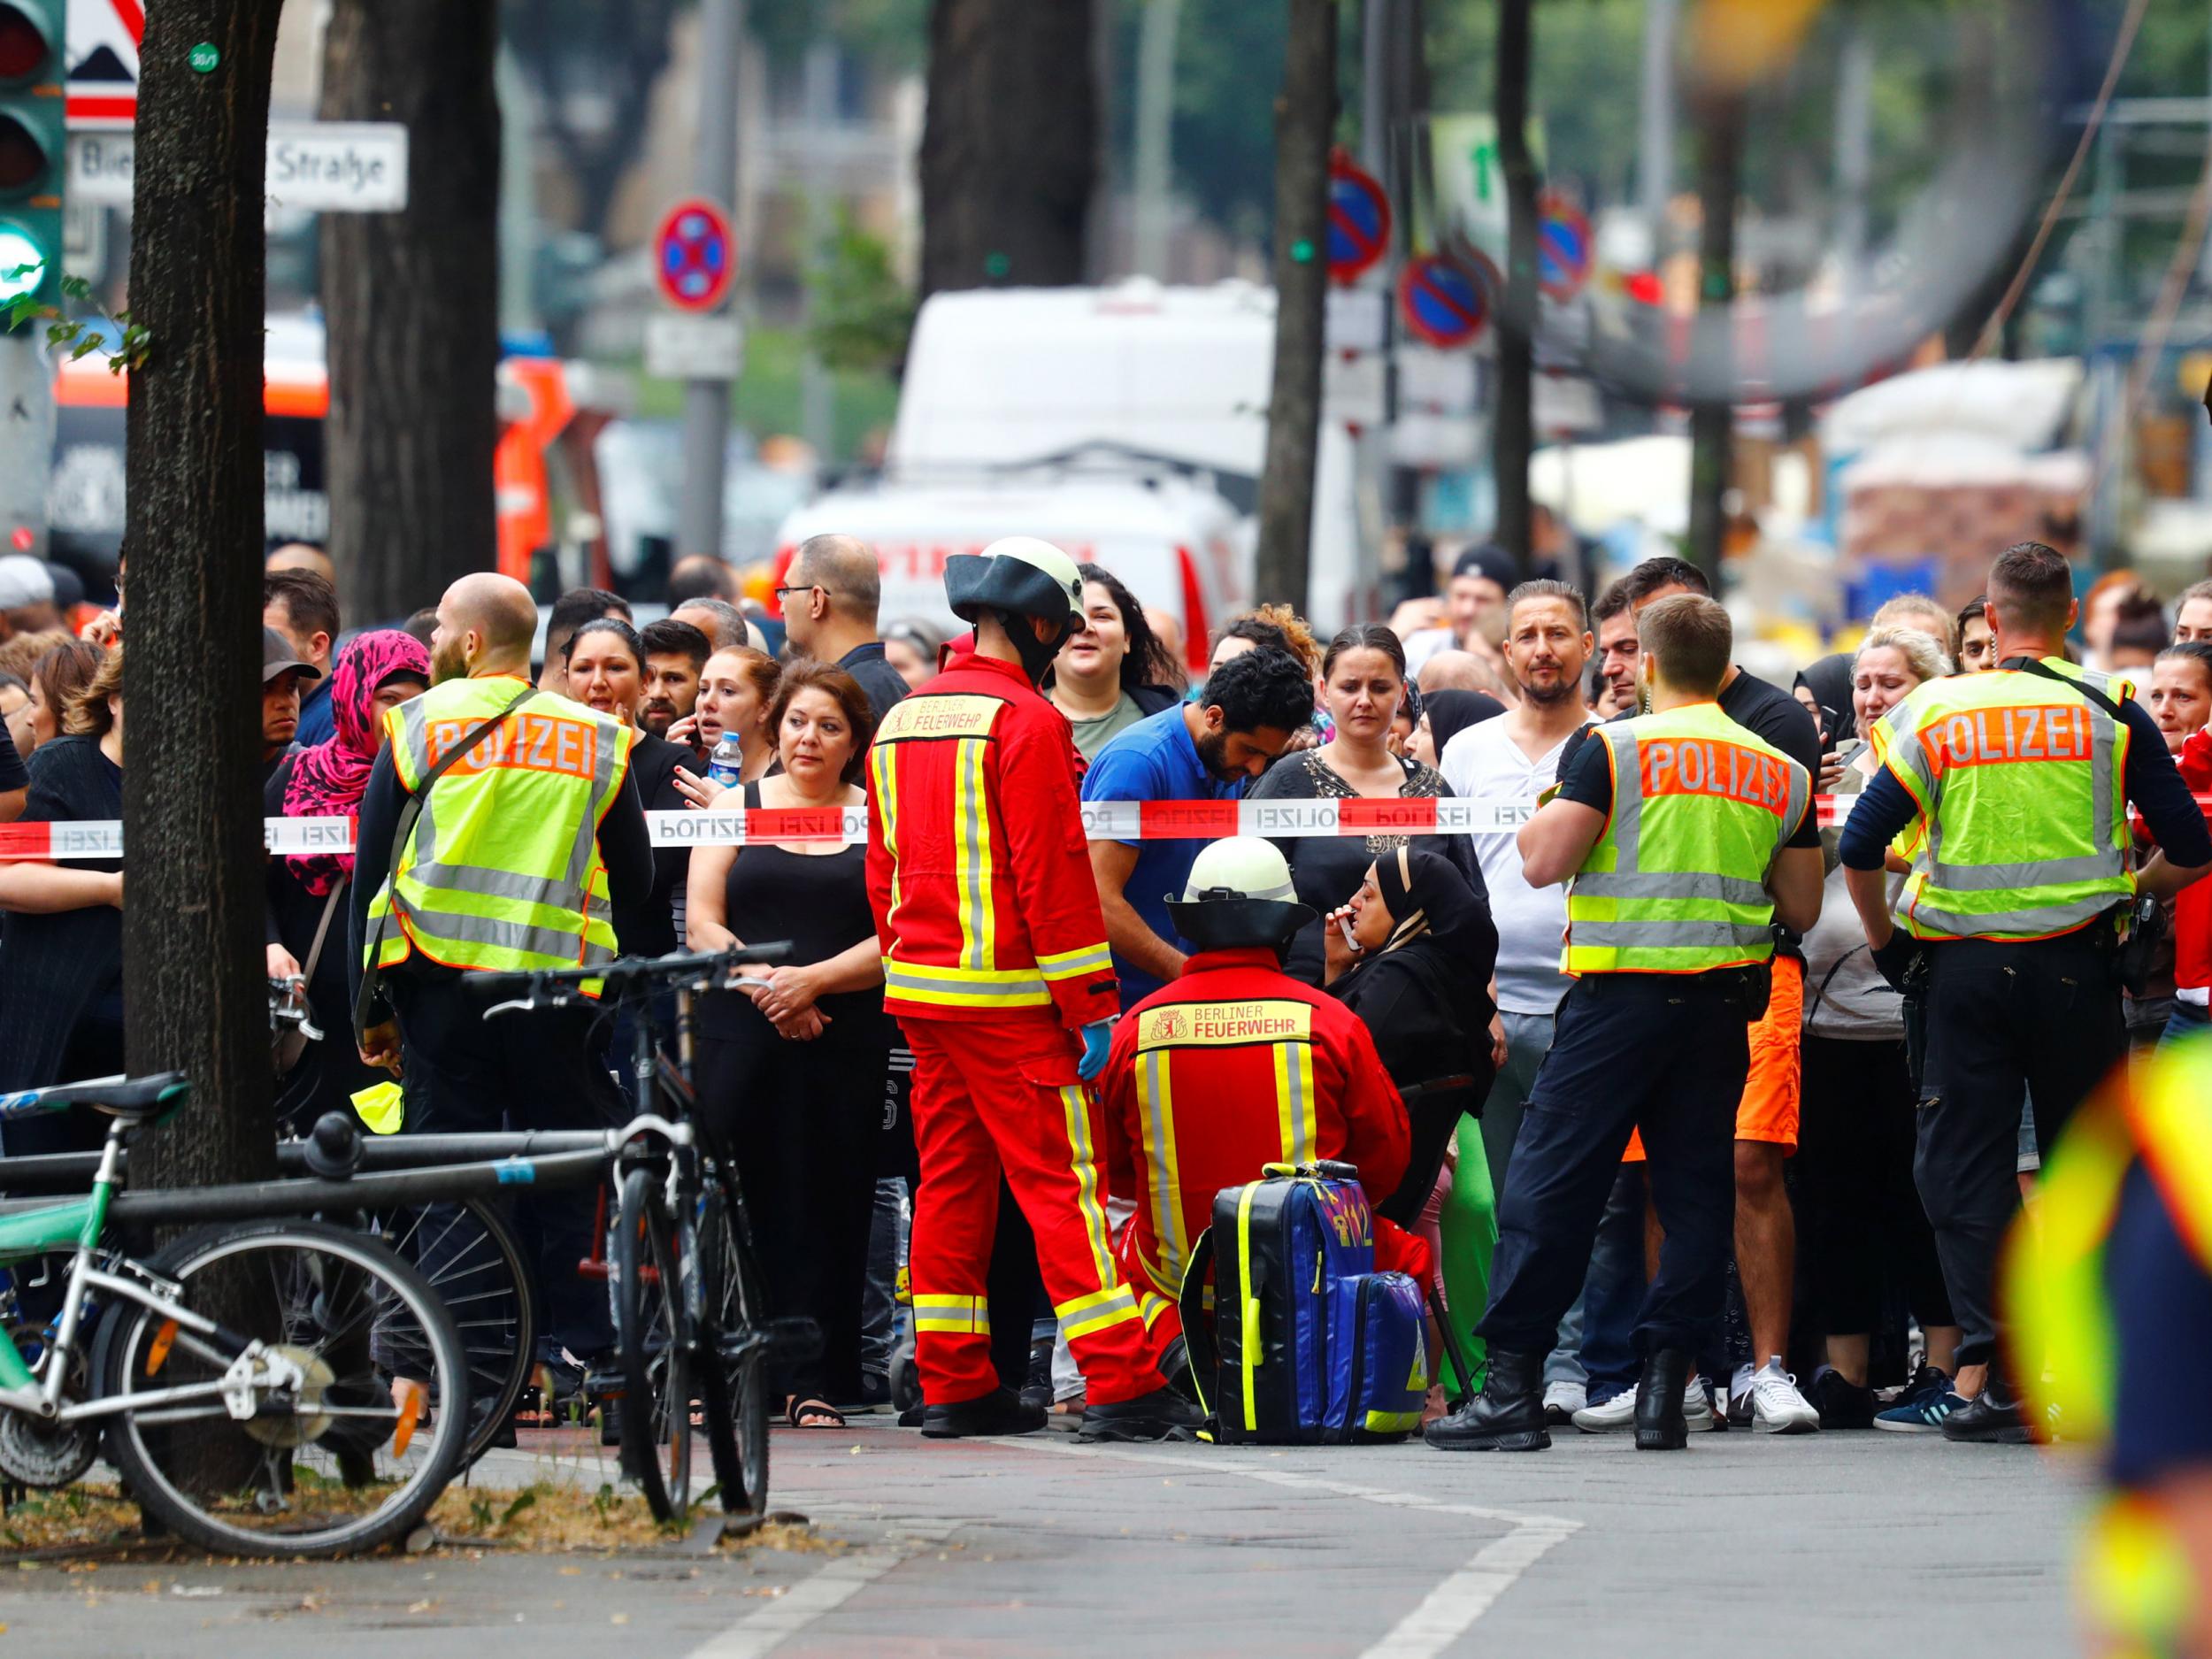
[1433,1114,1498,1393]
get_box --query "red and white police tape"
[0,794,1859,860]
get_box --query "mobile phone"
[1336,913,1359,951]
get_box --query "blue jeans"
[1481,1009,1588,1389]
[2160,999,2210,1049]
[1481,976,1747,1360]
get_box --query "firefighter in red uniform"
[1100,837,1428,1355]
[865,537,1202,1442]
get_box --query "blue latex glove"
[1077,1018,1117,1081]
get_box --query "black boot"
[1424,1348,1550,1452]
[1079,1386,1208,1442]
[1940,1360,2032,1444]
[920,1385,1048,1439]
[1635,1348,1691,1450]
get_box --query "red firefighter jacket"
[865,648,1118,1031]
[1100,948,1417,1303]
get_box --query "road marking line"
[1359,1517,1579,1658]
[1009,1436,1580,1655]
[686,1520,956,1658]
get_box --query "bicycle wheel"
[94,1217,467,1558]
[696,1180,769,1522]
[369,1196,534,1466]
[614,1164,694,1523]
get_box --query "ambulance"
[773,461,1246,676]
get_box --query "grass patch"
[0,1480,833,1561]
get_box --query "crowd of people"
[1,528,2208,1456]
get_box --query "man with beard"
[1080,647,1314,1010]
[638,617,710,746]
[1591,578,1641,718]
[350,572,653,1386]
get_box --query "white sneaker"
[1743,1358,1821,1434]
[1571,1389,1637,1432]
[1571,1379,1712,1433]
[1542,1379,1587,1425]
[1683,1376,1717,1430]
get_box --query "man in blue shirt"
[1081,647,1313,1008]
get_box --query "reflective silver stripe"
[1878,702,1935,801]
[1571,870,1769,904]
[407,861,588,911]
[884,964,1048,998]
[1601,724,1641,861]
[1571,918,1775,949]
[1905,890,2120,938]
[396,700,437,865]
[1781,757,1810,849]
[391,898,598,964]
[566,712,628,889]
[1925,849,2124,892]
[1139,1048,1182,1284]
[960,738,989,972]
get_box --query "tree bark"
[1252,0,1336,616]
[1686,90,1743,582]
[122,0,284,1193]
[320,0,501,627]
[919,0,1096,297]
[1492,0,1537,577]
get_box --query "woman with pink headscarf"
[265,628,432,1130]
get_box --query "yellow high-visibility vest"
[1870,658,2133,941]
[1563,700,1808,975]
[363,674,633,983]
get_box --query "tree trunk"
[1492,0,1537,577]
[1686,90,1743,582]
[1252,0,1336,616]
[319,0,500,627]
[919,0,1096,297]
[122,3,283,1193]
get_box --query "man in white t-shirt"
[1440,579,1620,1422]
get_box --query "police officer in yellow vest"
[1428,595,1823,1454]
[2005,1039,2212,1655]
[1842,541,2212,1443]
[349,572,654,1372]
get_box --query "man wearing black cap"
[261,624,321,785]
[1405,544,1517,681]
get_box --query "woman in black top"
[1323,845,1499,1383]
[687,662,889,1429]
[1247,626,1485,986]
[565,618,692,956]
[0,646,124,1155]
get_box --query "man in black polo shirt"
[779,533,909,723]
[1559,556,1825,1433]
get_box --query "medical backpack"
[1177,1161,1431,1444]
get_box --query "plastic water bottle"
[706,734,745,792]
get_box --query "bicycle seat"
[40,1072,190,1119]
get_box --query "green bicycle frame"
[0,1141,118,1393]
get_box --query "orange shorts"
[1621,954,1804,1161]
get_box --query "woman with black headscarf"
[1324,845,1499,1389]
[1409,688,1506,769]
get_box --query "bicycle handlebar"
[475,943,796,1019]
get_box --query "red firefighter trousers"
[903,1017,1164,1408]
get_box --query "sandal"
[786,1395,848,1430]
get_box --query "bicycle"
[0,1072,471,1557]
[479,945,810,1528]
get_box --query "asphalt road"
[0,1416,2087,1658]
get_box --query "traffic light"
[0,0,64,317]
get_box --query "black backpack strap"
[1176,1227,1218,1427]
[354,686,541,1040]
[2008,656,2129,725]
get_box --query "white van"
[885,280,1366,621]
[773,461,1247,675]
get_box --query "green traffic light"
[0,223,45,303]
